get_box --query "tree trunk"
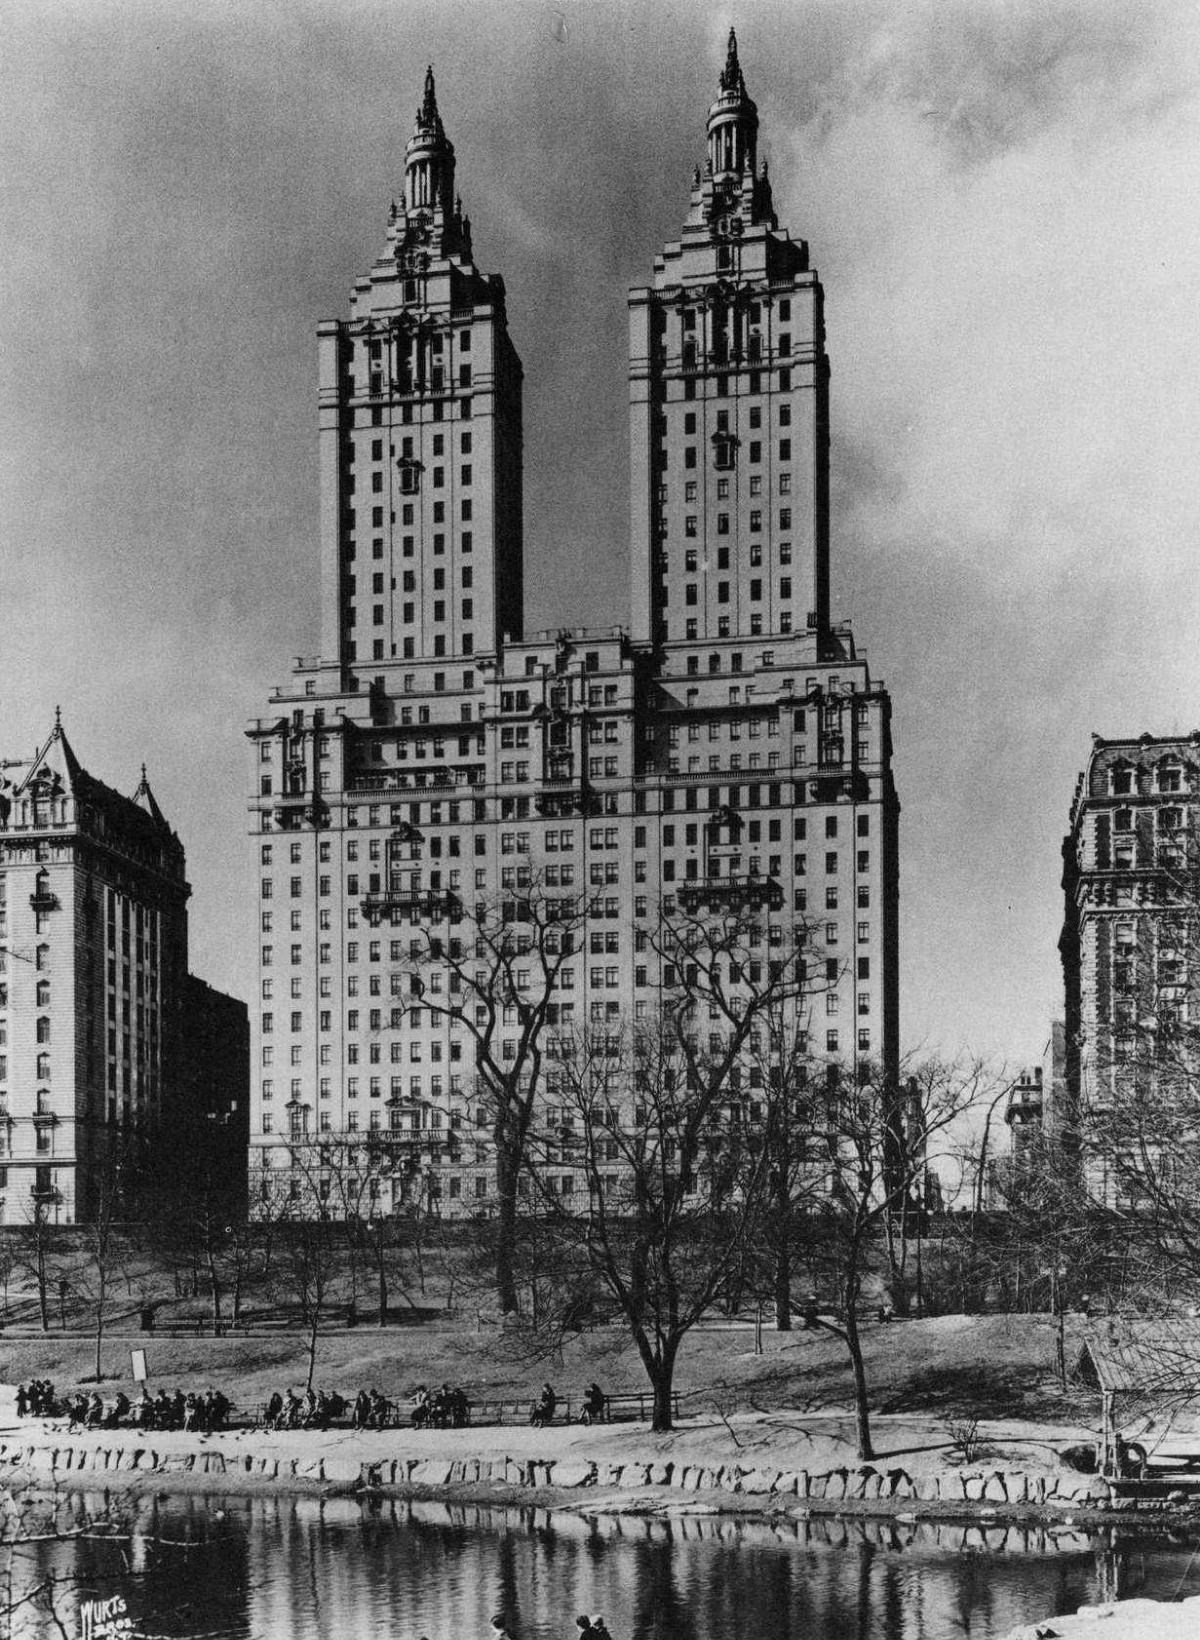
[306,1314,319,1391]
[647,1337,679,1433]
[774,1233,792,1330]
[206,1244,223,1324]
[37,1240,49,1333]
[93,1271,107,1383]
[377,1239,388,1327]
[650,1363,677,1433]
[844,1298,874,1461]
[494,1144,520,1314]
[346,1228,360,1306]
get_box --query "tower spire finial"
[720,27,744,96]
[421,64,438,128]
[54,704,61,731]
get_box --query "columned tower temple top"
[707,28,758,181]
[405,66,455,213]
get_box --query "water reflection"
[13,1492,1200,1640]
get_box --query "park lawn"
[0,1312,1097,1427]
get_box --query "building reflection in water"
[11,1492,1199,1640]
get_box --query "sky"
[2,0,1199,1071]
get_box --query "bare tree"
[277,1211,343,1392]
[797,1056,992,1459]
[525,900,815,1430]
[396,881,584,1314]
[71,1141,132,1382]
[15,1201,56,1333]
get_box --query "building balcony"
[349,767,484,794]
[268,796,328,830]
[364,1131,461,1161]
[677,875,784,913]
[29,890,59,912]
[361,889,461,924]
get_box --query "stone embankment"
[0,1434,1117,1515]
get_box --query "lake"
[12,1492,1200,1639]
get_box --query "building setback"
[247,34,900,1216]
[1061,733,1200,1200]
[0,717,247,1224]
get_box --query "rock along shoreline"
[0,1425,1144,1524]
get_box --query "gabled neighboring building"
[0,715,246,1223]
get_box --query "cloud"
[2,0,1198,1067]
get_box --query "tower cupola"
[706,28,758,180]
[404,66,456,214]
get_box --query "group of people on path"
[20,1374,607,1434]
[20,1381,231,1432]
[15,1380,57,1417]
[65,1391,129,1430]
[351,1388,396,1429]
[529,1382,605,1427]
[410,1382,469,1428]
[58,1387,231,1431]
[263,1388,348,1430]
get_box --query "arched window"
[35,945,49,972]
[36,1052,50,1080]
[35,979,49,1006]
[36,1017,50,1044]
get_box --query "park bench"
[249,1388,682,1430]
[1121,1440,1200,1477]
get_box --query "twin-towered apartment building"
[8,37,1188,1228]
[245,33,901,1214]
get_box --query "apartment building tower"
[1061,733,1200,1200]
[247,34,900,1216]
[0,717,246,1224]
